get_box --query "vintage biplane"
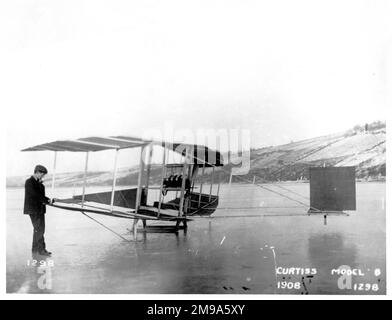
[22,135,356,240]
[22,136,224,239]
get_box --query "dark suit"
[24,176,50,252]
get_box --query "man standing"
[24,165,54,256]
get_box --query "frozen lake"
[6,182,386,294]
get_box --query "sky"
[1,0,390,176]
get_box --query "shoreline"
[5,179,386,189]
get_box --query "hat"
[34,165,48,174]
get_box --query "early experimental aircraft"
[22,135,356,240]
[22,136,225,239]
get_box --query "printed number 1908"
[277,281,301,290]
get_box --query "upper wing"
[22,135,224,166]
[21,136,151,152]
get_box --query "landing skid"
[128,218,188,240]
[307,209,349,225]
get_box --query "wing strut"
[110,149,119,211]
[178,146,190,216]
[51,151,57,194]
[209,166,215,201]
[81,152,89,207]
[144,144,154,200]
[135,145,146,213]
[198,160,206,207]
[157,146,167,218]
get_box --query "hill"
[246,121,385,182]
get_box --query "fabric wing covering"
[21,136,150,152]
[22,136,224,166]
[161,142,224,167]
